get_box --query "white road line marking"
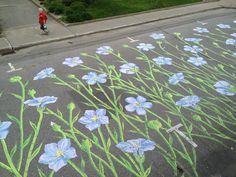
[197,21,208,25]
[7,63,22,73]
[167,123,198,148]
[127,37,139,43]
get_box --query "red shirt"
[39,11,47,25]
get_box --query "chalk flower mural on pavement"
[1,20,236,177]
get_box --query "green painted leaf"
[11,93,22,100]
[31,143,43,160]
[147,120,162,130]
[6,114,20,125]
[23,133,33,149]
[80,157,86,171]
[228,87,236,93]
[81,139,92,152]
[10,144,17,158]
[38,168,46,177]
[192,115,201,121]
[29,121,37,132]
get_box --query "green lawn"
[87,0,201,19]
[44,0,202,23]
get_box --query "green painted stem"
[17,81,26,171]
[1,140,22,177]
[98,128,118,177]
[23,109,44,177]
[68,160,88,177]
[0,162,12,172]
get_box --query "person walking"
[38,8,48,34]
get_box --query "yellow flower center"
[91,115,98,122]
[135,102,140,107]
[56,150,64,157]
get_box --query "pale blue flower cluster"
[230,33,236,38]
[226,38,236,45]
[119,63,139,74]
[168,73,185,85]
[149,33,165,40]
[153,56,172,65]
[136,43,155,51]
[214,81,235,96]
[78,109,109,131]
[34,68,55,80]
[82,72,107,85]
[125,96,152,115]
[184,38,202,43]
[184,45,203,54]
[116,138,156,156]
[176,96,200,107]
[24,96,57,107]
[193,27,209,33]
[39,139,77,172]
[187,57,207,66]
[216,24,231,29]
[63,57,83,67]
[96,46,113,55]
[0,121,12,140]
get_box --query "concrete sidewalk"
[0,0,235,55]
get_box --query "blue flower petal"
[58,139,71,151]
[64,147,77,159]
[125,104,136,112]
[44,143,58,155]
[125,97,137,104]
[0,130,9,140]
[136,107,146,115]
[78,116,93,125]
[137,96,147,103]
[86,122,101,131]
[0,121,12,131]
[38,153,58,164]
[48,158,67,172]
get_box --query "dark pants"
[40,24,46,31]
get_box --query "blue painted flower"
[78,109,109,131]
[153,56,172,65]
[0,121,12,140]
[226,38,236,45]
[82,72,107,85]
[24,96,57,107]
[184,45,203,53]
[149,33,165,40]
[125,96,152,115]
[33,67,55,80]
[187,57,207,66]
[176,96,200,107]
[39,138,77,172]
[217,24,231,29]
[234,20,236,23]
[62,57,83,67]
[168,73,185,85]
[193,27,209,33]
[136,43,155,51]
[231,33,236,38]
[119,63,139,74]
[96,46,113,55]
[116,138,156,156]
[184,38,202,43]
[214,81,235,96]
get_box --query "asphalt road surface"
[0,8,236,177]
